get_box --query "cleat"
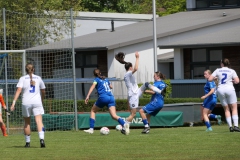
[3,133,8,137]
[229,127,234,132]
[40,139,45,148]
[216,115,222,125]
[121,129,126,135]
[233,126,240,132]
[206,127,213,132]
[83,129,94,134]
[123,123,130,135]
[25,142,30,148]
[141,127,150,134]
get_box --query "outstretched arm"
[145,82,162,94]
[85,83,97,104]
[132,52,139,74]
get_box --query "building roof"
[27,8,240,51]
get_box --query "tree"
[80,0,186,17]
[0,0,83,50]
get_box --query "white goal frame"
[0,50,26,134]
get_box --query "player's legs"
[203,107,212,131]
[84,104,100,134]
[226,90,239,131]
[229,103,240,132]
[32,104,46,147]
[139,108,150,134]
[217,89,233,131]
[0,114,8,136]
[108,106,126,132]
[23,117,31,147]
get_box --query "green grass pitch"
[1,125,240,160]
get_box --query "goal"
[0,50,76,134]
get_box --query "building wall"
[108,40,156,99]
[183,46,240,79]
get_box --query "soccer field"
[1,125,240,160]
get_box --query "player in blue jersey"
[84,69,128,134]
[209,59,240,132]
[201,70,221,132]
[139,71,167,134]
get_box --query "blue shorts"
[142,103,163,116]
[203,97,217,111]
[95,95,116,108]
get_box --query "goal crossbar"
[0,50,26,53]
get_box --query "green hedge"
[44,98,205,113]
[6,98,238,115]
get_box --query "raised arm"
[132,51,139,74]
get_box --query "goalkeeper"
[0,89,8,137]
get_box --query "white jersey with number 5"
[17,74,46,105]
[212,67,238,90]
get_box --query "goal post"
[0,49,78,134]
[0,50,26,134]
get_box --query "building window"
[191,49,222,79]
[210,0,223,6]
[196,0,209,8]
[196,0,240,9]
[75,51,98,67]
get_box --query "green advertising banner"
[31,111,183,130]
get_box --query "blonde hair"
[25,63,35,86]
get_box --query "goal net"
[0,49,75,134]
[0,9,76,135]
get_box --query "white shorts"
[217,88,237,106]
[128,85,145,109]
[22,104,44,117]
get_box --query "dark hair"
[25,63,35,86]
[221,58,230,67]
[93,69,105,79]
[155,71,167,97]
[155,71,166,80]
[115,52,132,71]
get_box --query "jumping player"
[208,59,240,132]
[115,51,162,135]
[83,69,128,134]
[201,70,221,132]
[10,63,46,147]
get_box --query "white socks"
[38,131,44,140]
[232,115,239,127]
[25,135,30,143]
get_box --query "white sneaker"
[124,123,130,135]
[84,129,94,134]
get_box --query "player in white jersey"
[208,58,240,132]
[10,63,47,147]
[115,52,162,135]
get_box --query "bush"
[42,97,205,113]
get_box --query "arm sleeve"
[211,69,218,78]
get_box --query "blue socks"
[118,118,125,126]
[205,121,211,128]
[209,114,216,119]
[90,118,95,129]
